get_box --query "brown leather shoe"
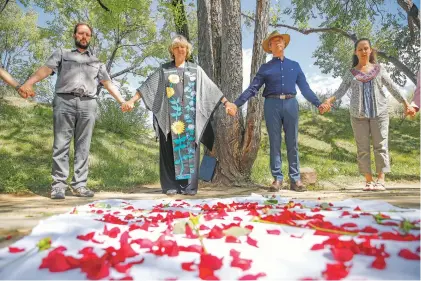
[269,180,283,192]
[290,180,307,192]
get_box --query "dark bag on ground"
[199,155,217,182]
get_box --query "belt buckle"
[279,94,286,100]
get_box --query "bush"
[96,97,151,137]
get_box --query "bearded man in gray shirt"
[20,23,129,199]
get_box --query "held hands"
[225,102,237,116]
[121,101,135,112]
[18,83,36,99]
[318,102,331,115]
[405,104,417,118]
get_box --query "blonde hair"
[168,35,192,60]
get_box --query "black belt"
[265,94,296,99]
[58,92,89,97]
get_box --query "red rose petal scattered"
[238,273,266,280]
[225,236,241,243]
[398,249,420,260]
[103,225,121,238]
[230,249,252,271]
[77,232,95,241]
[111,276,134,280]
[99,214,128,225]
[207,225,224,239]
[246,236,258,247]
[181,261,196,272]
[340,223,358,228]
[131,237,154,248]
[371,256,387,270]
[185,223,198,239]
[322,263,351,280]
[8,246,25,253]
[353,206,361,211]
[198,253,223,280]
[245,225,254,231]
[311,243,324,251]
[124,214,135,220]
[266,229,281,235]
[200,225,210,231]
[179,244,203,254]
[331,248,354,262]
[360,226,378,233]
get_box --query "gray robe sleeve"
[136,69,164,112]
[195,65,224,143]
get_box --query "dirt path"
[1,182,419,248]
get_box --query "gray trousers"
[51,94,97,190]
[351,112,390,175]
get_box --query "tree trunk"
[239,0,269,177]
[212,0,245,184]
[197,0,214,78]
[203,0,222,159]
[211,0,222,87]
[171,0,190,40]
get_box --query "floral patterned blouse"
[332,64,406,118]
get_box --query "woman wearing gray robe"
[122,35,237,195]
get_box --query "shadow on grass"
[298,110,420,180]
[0,100,160,196]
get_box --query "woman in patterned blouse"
[320,38,415,191]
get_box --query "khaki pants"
[351,113,390,174]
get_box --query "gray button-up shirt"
[45,48,111,98]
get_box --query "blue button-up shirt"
[234,57,321,107]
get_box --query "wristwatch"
[15,84,21,91]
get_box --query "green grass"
[251,109,420,185]
[0,98,159,195]
[0,97,419,195]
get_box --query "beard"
[75,38,90,50]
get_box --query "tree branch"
[110,65,139,79]
[240,12,416,84]
[96,0,110,12]
[377,50,416,83]
[397,0,420,29]
[0,0,10,14]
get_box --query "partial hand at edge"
[225,102,237,117]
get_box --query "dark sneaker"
[290,181,307,192]
[71,186,94,197]
[51,186,66,199]
[181,189,197,196]
[269,180,283,192]
[165,189,178,196]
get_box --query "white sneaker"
[372,181,386,191]
[363,182,374,191]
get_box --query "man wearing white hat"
[233,31,326,192]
